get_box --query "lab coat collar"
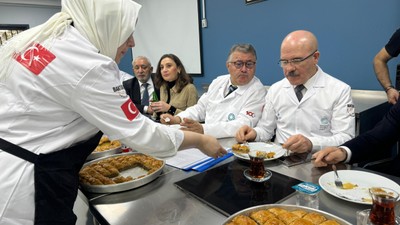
[282,65,326,104]
[225,75,258,98]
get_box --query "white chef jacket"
[254,66,355,150]
[0,26,183,225]
[177,75,266,138]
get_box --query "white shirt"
[177,74,267,138]
[254,66,355,150]
[0,26,183,225]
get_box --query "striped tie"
[295,84,305,102]
[141,83,149,106]
[225,85,238,97]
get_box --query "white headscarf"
[0,0,141,81]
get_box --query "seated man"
[161,43,266,138]
[236,30,355,153]
[123,56,160,118]
[312,91,400,177]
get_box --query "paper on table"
[165,148,233,171]
[165,148,211,170]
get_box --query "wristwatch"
[385,85,395,93]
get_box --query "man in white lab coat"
[161,44,267,138]
[236,30,355,153]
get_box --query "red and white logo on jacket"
[121,99,139,121]
[246,111,255,118]
[15,43,56,75]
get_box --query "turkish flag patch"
[121,99,139,121]
[15,43,56,75]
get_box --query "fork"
[332,164,343,189]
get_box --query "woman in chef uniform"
[0,0,226,224]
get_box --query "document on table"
[165,148,233,172]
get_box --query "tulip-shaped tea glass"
[369,187,399,225]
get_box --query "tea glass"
[248,151,266,178]
[368,187,399,225]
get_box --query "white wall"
[133,0,202,74]
[0,3,60,28]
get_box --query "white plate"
[233,142,285,161]
[319,170,400,205]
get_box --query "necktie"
[295,84,305,102]
[225,85,238,97]
[141,83,149,106]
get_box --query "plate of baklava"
[231,142,285,161]
[86,136,122,161]
[223,204,351,225]
[79,152,164,193]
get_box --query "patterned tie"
[225,85,238,97]
[141,83,149,106]
[295,84,305,102]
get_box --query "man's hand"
[146,105,154,114]
[235,125,256,143]
[282,134,312,153]
[180,118,204,134]
[312,146,347,167]
[386,88,399,105]
[160,114,180,124]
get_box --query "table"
[83,138,400,225]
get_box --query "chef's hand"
[150,101,170,113]
[180,131,227,159]
[180,118,204,134]
[160,114,181,124]
[235,125,256,143]
[282,134,312,153]
[312,147,347,167]
[198,134,227,158]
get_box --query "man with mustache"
[236,30,355,153]
[123,56,160,118]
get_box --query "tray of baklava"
[79,152,164,193]
[223,204,351,225]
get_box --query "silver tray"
[86,146,122,161]
[223,204,351,225]
[80,152,165,193]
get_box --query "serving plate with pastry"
[223,204,351,225]
[79,152,164,193]
[86,136,122,161]
[232,142,285,162]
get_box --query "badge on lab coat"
[347,104,355,117]
[228,113,236,121]
[319,116,330,130]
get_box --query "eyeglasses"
[229,61,256,69]
[278,50,317,68]
[134,65,149,70]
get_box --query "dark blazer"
[344,100,400,176]
[123,74,160,114]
